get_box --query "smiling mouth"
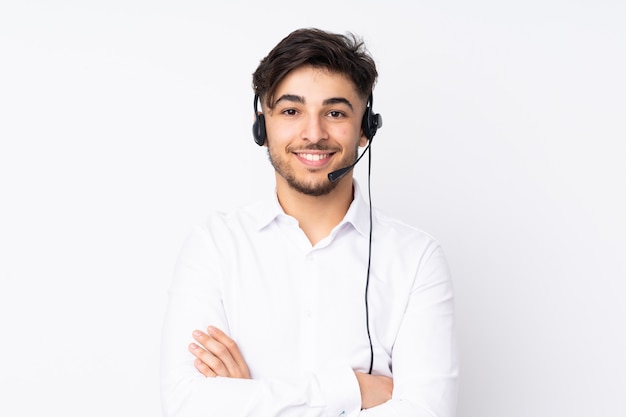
[295,152,333,161]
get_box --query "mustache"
[287,144,340,152]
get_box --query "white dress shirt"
[160,181,458,417]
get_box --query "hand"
[354,371,393,409]
[189,326,251,379]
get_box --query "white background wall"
[1,1,624,416]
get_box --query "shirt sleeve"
[360,243,459,417]
[160,225,362,417]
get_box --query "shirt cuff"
[316,364,361,417]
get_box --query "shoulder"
[372,208,442,254]
[196,200,266,238]
[370,209,452,290]
[176,202,267,267]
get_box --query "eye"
[281,108,298,116]
[328,110,346,118]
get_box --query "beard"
[267,143,359,197]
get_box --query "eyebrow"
[323,97,354,110]
[274,94,354,110]
[274,94,304,106]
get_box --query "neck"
[276,176,354,246]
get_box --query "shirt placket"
[299,250,319,374]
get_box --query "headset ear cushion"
[362,109,381,140]
[252,114,266,146]
[361,109,371,140]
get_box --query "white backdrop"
[1,1,624,416]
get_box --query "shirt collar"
[342,179,371,237]
[253,179,371,237]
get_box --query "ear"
[261,112,269,148]
[359,130,369,147]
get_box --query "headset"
[252,93,382,147]
[361,93,383,142]
[252,94,267,146]
[252,92,382,374]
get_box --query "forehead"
[272,66,361,104]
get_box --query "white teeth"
[300,153,328,161]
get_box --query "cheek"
[266,119,296,143]
[265,124,287,146]
[267,132,291,150]
[335,125,365,147]
[331,124,357,138]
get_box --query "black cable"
[365,145,374,374]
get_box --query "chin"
[287,178,339,196]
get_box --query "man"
[161,28,458,416]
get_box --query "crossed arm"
[163,228,458,416]
[189,325,393,410]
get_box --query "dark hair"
[252,28,378,109]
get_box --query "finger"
[192,331,235,376]
[189,341,229,377]
[207,326,250,378]
[193,356,217,378]
[203,329,241,376]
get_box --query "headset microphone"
[327,140,373,182]
[327,93,382,182]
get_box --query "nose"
[300,114,328,143]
